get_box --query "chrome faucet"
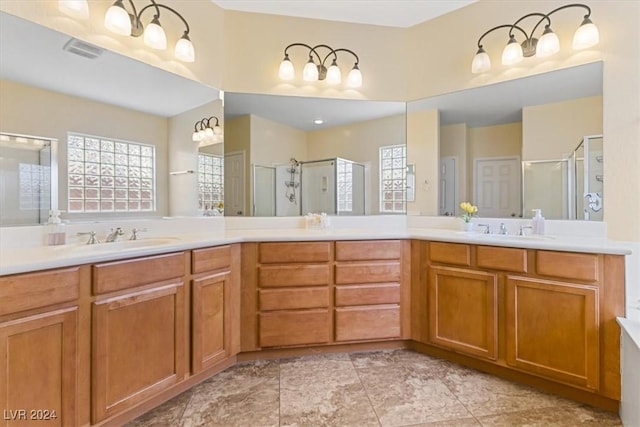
[499,223,508,235]
[477,224,491,234]
[77,231,99,245]
[519,225,533,236]
[129,228,147,240]
[105,227,124,242]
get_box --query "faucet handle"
[477,224,491,234]
[129,227,147,240]
[519,225,533,236]
[77,231,99,245]
[499,222,508,235]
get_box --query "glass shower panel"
[583,135,603,221]
[301,159,336,215]
[523,160,569,219]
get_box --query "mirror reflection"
[0,11,220,225]
[408,61,603,220]
[223,93,406,216]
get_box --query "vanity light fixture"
[58,0,90,19]
[471,3,599,74]
[192,116,223,147]
[279,43,362,88]
[59,0,195,62]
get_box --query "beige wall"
[407,109,439,215]
[307,114,406,215]
[523,96,602,161]
[406,0,640,241]
[0,79,169,217]
[250,115,307,167]
[440,123,468,202]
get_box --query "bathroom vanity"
[0,225,630,426]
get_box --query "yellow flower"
[459,201,478,222]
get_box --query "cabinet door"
[505,276,599,390]
[0,307,77,427]
[92,282,185,423]
[428,266,498,360]
[192,273,229,373]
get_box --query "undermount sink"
[61,237,182,253]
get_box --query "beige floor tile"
[357,365,471,427]
[124,389,193,427]
[280,358,379,427]
[475,405,623,426]
[179,360,280,427]
[350,349,447,370]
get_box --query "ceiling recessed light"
[313,119,324,125]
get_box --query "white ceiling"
[211,0,477,28]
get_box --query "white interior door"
[439,157,457,216]
[224,151,245,216]
[474,157,521,218]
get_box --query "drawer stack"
[257,242,331,347]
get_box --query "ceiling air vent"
[63,38,104,60]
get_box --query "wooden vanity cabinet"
[334,240,403,342]
[0,267,82,427]
[191,245,240,373]
[91,253,187,423]
[256,242,332,348]
[418,241,624,405]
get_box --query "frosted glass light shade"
[302,59,319,81]
[326,61,342,85]
[502,36,524,65]
[143,18,167,50]
[105,2,132,36]
[175,34,195,62]
[213,125,223,135]
[192,131,200,142]
[347,65,362,88]
[279,57,295,80]
[573,18,599,50]
[536,27,560,58]
[58,0,89,19]
[471,47,491,74]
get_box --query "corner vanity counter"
[0,218,633,426]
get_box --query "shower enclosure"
[522,134,603,220]
[253,157,366,216]
[0,132,57,226]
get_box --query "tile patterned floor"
[126,350,622,427]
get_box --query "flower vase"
[463,222,473,232]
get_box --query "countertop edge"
[0,228,633,276]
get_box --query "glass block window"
[198,153,224,210]
[67,133,155,213]
[336,159,353,213]
[379,144,407,213]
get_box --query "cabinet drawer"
[259,287,329,311]
[429,242,471,266]
[259,242,331,263]
[335,284,400,306]
[259,265,330,288]
[0,267,80,316]
[335,240,401,261]
[335,262,400,284]
[477,246,527,273]
[93,253,184,295]
[536,251,599,282]
[192,245,231,274]
[259,310,330,347]
[335,305,400,342]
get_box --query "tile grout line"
[349,353,384,427]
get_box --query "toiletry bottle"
[46,209,66,245]
[532,209,545,235]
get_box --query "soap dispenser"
[46,209,66,245]
[532,209,545,235]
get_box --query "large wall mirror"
[0,11,220,226]
[408,61,603,221]
[223,93,406,216]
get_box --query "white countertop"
[0,226,632,276]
